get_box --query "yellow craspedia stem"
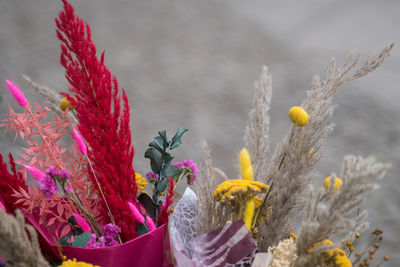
[59,258,99,267]
[323,176,342,193]
[60,97,76,111]
[244,198,255,230]
[288,106,309,127]
[239,148,253,180]
[135,173,147,193]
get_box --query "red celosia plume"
[56,0,138,241]
[0,153,28,214]
[158,177,174,225]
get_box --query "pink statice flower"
[145,171,159,182]
[103,223,121,240]
[172,160,198,185]
[85,223,121,248]
[37,175,58,198]
[85,234,106,248]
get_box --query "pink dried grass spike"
[72,128,87,155]
[73,212,91,232]
[128,201,144,224]
[146,216,156,231]
[5,80,28,108]
[0,201,5,211]
[23,165,46,180]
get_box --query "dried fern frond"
[244,66,272,182]
[0,209,50,267]
[195,142,234,235]
[294,155,390,266]
[257,44,393,251]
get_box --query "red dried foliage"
[2,102,103,238]
[56,0,138,241]
[0,153,28,214]
[158,178,175,226]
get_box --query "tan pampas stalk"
[0,209,50,267]
[195,142,235,235]
[256,44,394,251]
[294,156,390,266]
[244,65,272,182]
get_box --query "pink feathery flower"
[146,216,156,231]
[73,212,91,232]
[128,201,144,224]
[5,80,28,108]
[23,165,46,180]
[72,128,87,155]
[0,201,5,211]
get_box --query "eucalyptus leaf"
[149,136,164,152]
[145,148,163,173]
[156,178,169,192]
[71,232,92,248]
[170,127,188,149]
[138,193,159,218]
[59,235,72,246]
[163,153,174,167]
[158,130,169,149]
[164,166,182,179]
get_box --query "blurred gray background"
[1,0,399,264]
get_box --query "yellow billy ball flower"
[333,248,352,267]
[290,232,297,240]
[59,258,99,267]
[60,96,76,111]
[135,173,147,193]
[324,176,343,193]
[239,148,253,180]
[288,106,309,127]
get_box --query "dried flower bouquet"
[0,0,394,266]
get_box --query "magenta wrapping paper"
[25,213,174,267]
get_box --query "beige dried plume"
[195,142,235,235]
[0,209,50,267]
[294,156,390,266]
[256,44,393,251]
[244,65,272,182]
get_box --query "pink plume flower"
[73,212,91,232]
[0,201,5,211]
[72,128,87,155]
[23,165,46,180]
[146,216,156,231]
[128,201,144,223]
[5,80,28,108]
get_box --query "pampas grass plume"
[128,201,144,224]
[72,128,87,155]
[23,165,46,180]
[73,212,91,232]
[5,80,28,108]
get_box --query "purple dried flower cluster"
[172,160,198,185]
[36,166,71,198]
[46,166,70,179]
[146,171,159,181]
[85,223,121,248]
[37,175,58,198]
